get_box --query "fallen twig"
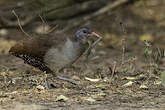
[111,61,117,80]
[59,0,131,33]
[0,13,35,28]
[12,10,31,37]
[84,37,102,55]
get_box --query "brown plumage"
[9,27,101,76]
[9,33,70,73]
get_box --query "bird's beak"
[88,32,101,38]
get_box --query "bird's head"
[75,27,101,44]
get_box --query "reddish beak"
[88,32,101,38]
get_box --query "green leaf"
[143,40,151,47]
[144,48,152,60]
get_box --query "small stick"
[46,24,58,34]
[120,22,127,65]
[0,64,9,70]
[39,14,46,25]
[121,38,126,65]
[60,0,130,33]
[12,10,31,37]
[39,14,58,34]
[84,37,102,55]
[111,61,117,80]
[39,14,47,33]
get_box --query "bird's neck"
[72,36,88,45]
[72,36,79,42]
[66,37,84,52]
[64,37,88,58]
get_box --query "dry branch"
[59,0,132,33]
[0,14,35,28]
[0,0,136,30]
[12,10,31,37]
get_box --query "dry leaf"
[122,76,136,80]
[97,92,106,96]
[36,85,45,91]
[122,81,134,87]
[140,84,148,89]
[85,97,96,102]
[96,83,108,88]
[56,95,68,101]
[154,81,161,85]
[85,77,100,82]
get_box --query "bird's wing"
[9,33,68,73]
[9,33,68,59]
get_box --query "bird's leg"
[42,71,80,89]
[40,73,58,89]
[56,76,80,85]
[54,69,80,85]
[39,72,51,89]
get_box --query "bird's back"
[9,33,68,73]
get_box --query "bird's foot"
[39,74,80,89]
[39,74,56,89]
[56,76,80,85]
[40,79,56,90]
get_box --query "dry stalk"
[60,0,131,33]
[12,10,31,37]
[39,14,47,34]
[46,25,58,34]
[111,61,117,80]
[120,22,127,65]
[39,14,58,34]
[121,38,126,65]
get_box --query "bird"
[9,27,101,87]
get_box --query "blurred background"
[0,0,165,51]
[1,0,165,68]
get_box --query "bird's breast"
[44,39,87,71]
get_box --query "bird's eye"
[83,30,87,33]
